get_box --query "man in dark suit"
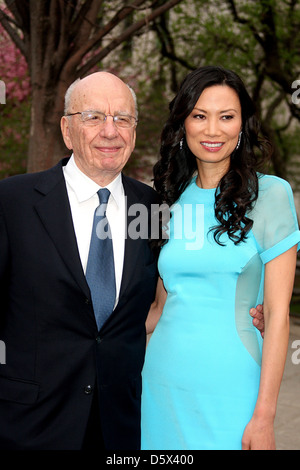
[0,71,264,450]
[0,72,160,450]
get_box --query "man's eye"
[116,116,130,123]
[87,114,100,121]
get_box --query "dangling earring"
[180,137,184,150]
[236,131,242,150]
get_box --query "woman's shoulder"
[252,174,300,260]
[257,173,294,200]
[250,173,297,223]
[258,172,292,188]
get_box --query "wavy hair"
[153,65,271,246]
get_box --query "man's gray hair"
[64,78,80,115]
[64,76,138,119]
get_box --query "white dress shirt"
[63,155,125,307]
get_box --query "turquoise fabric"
[141,174,300,450]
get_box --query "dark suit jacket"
[0,158,159,450]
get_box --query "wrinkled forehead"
[70,77,136,116]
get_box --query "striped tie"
[86,188,116,330]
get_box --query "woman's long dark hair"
[153,65,271,247]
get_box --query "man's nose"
[99,116,119,138]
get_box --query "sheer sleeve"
[250,175,300,264]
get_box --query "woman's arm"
[146,276,167,335]
[242,245,297,450]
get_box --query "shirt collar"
[63,154,124,207]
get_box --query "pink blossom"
[0,24,30,103]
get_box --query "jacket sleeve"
[0,202,10,309]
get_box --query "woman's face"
[184,85,242,172]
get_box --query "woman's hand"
[146,277,167,334]
[250,304,264,337]
[242,414,276,450]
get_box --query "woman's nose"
[204,118,219,137]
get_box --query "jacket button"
[85,298,90,305]
[96,336,102,344]
[84,385,93,395]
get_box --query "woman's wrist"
[252,404,276,423]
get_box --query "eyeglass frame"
[65,110,138,128]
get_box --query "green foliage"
[123,77,170,182]
[0,0,299,185]
[140,0,300,183]
[0,98,30,178]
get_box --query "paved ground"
[274,316,300,450]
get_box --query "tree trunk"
[27,86,70,172]
[261,123,287,180]
[1,0,184,172]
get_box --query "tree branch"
[264,90,285,123]
[75,0,183,77]
[152,16,196,75]
[0,6,28,58]
[71,0,104,46]
[226,0,265,48]
[70,0,145,48]
[5,0,30,33]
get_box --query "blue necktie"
[86,188,116,330]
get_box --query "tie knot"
[97,188,110,205]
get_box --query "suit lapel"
[118,175,147,300]
[33,160,90,298]
[33,165,154,310]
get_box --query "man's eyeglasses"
[65,110,138,129]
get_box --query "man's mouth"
[96,146,121,153]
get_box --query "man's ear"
[60,116,73,150]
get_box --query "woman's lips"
[200,142,224,152]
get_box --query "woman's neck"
[196,161,229,189]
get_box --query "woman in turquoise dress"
[141,66,300,450]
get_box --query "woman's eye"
[193,114,205,120]
[221,115,234,120]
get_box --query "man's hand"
[250,304,265,337]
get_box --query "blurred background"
[1,0,300,313]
